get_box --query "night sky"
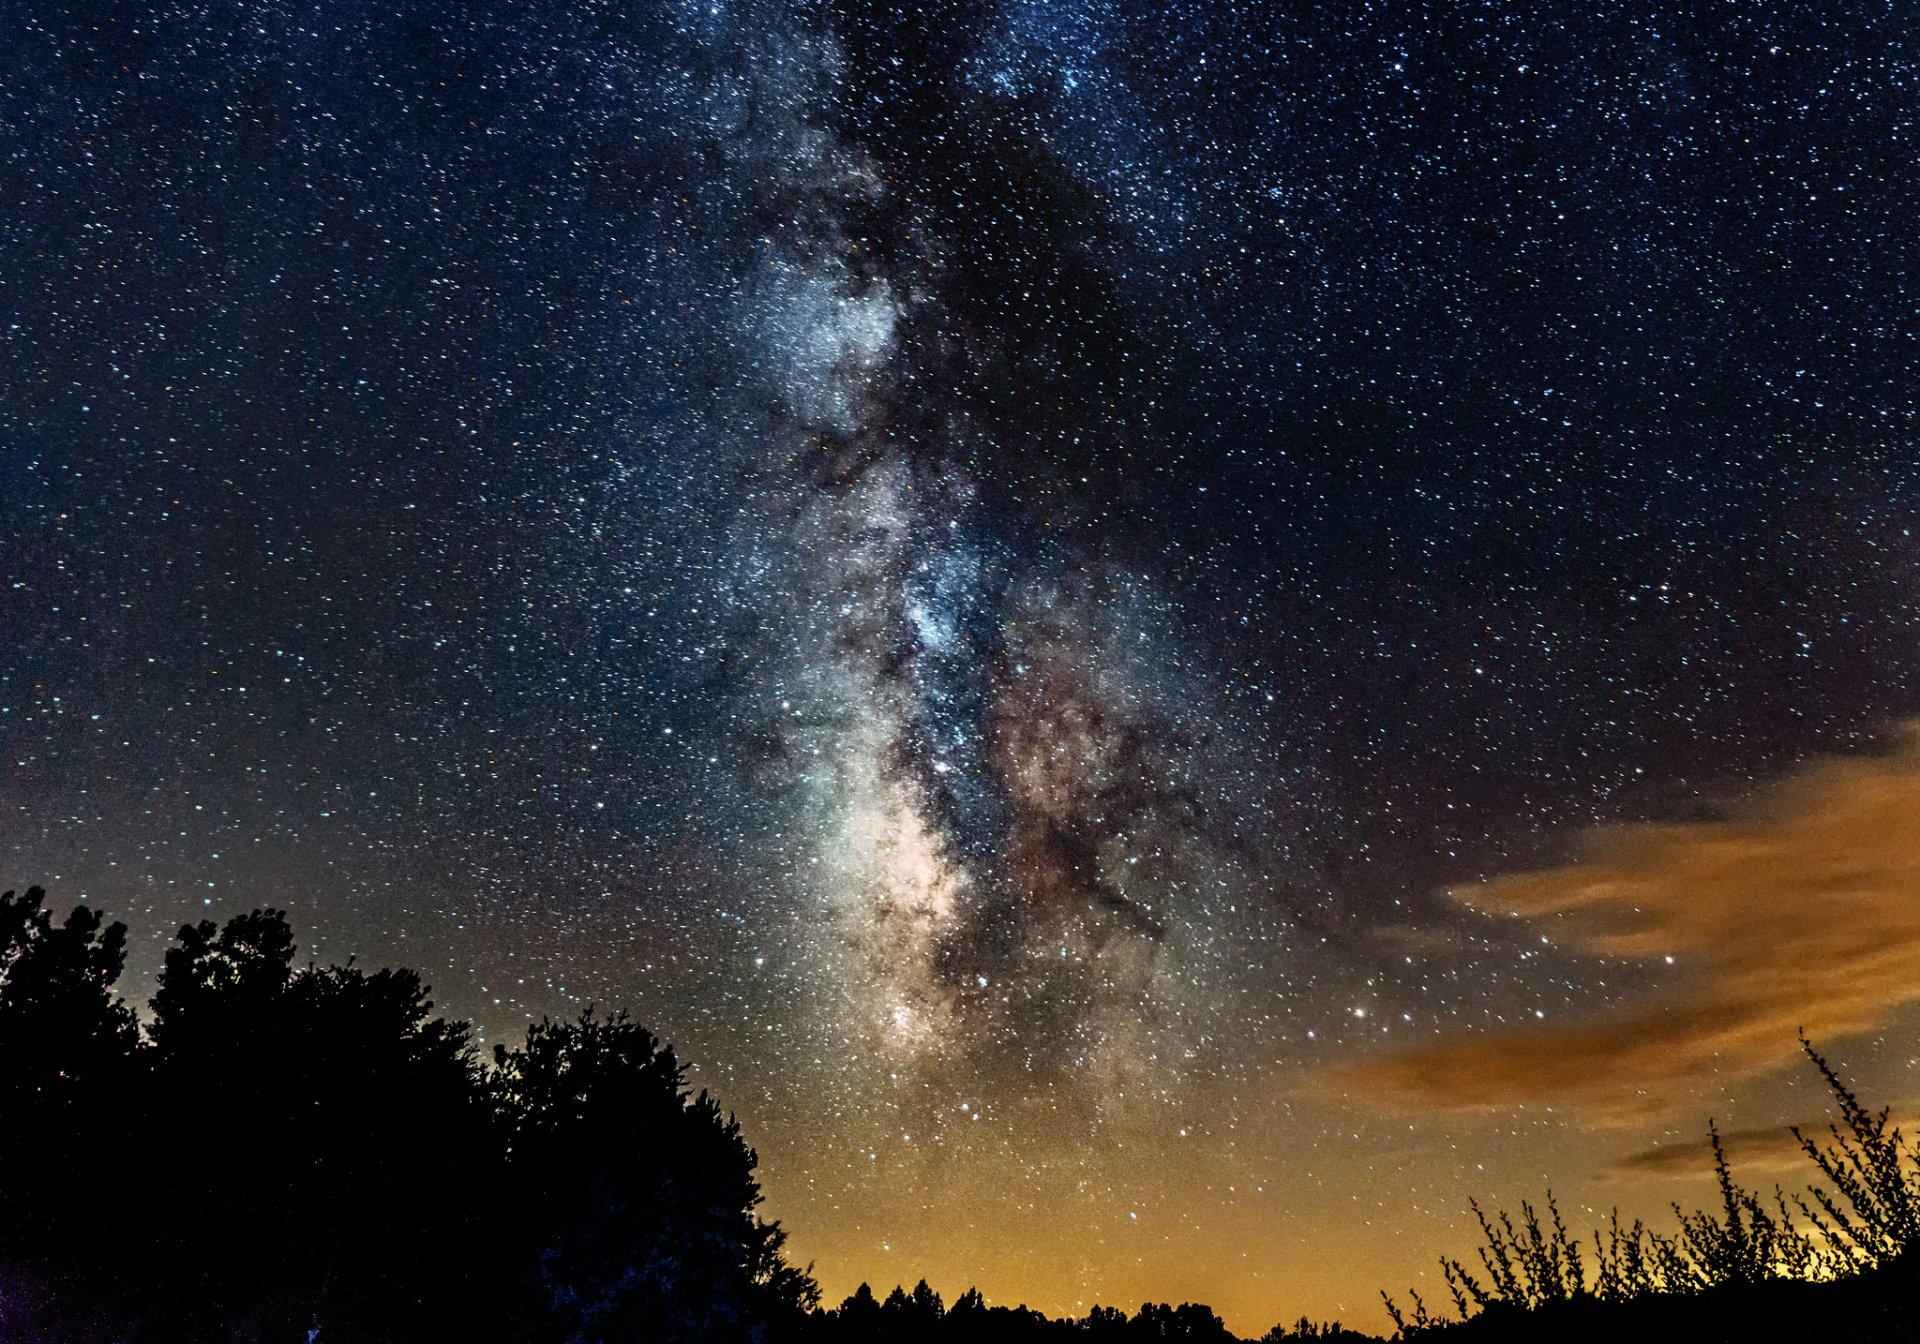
[6,0,1920,1331]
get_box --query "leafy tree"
[0,895,824,1342]
[142,908,497,1339]
[147,906,299,1048]
[1259,1318,1376,1343]
[1127,1301,1236,1340]
[493,1007,817,1343]
[911,1279,945,1318]
[0,887,138,1263]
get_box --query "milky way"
[6,0,1920,1328]
[658,0,1304,1083]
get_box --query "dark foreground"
[5,888,1919,1344]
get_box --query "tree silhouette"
[1127,1301,1237,1340]
[492,1007,817,1343]
[1258,1319,1375,1343]
[0,887,138,1266]
[0,890,1299,1344]
[142,908,498,1338]
[835,1281,886,1343]
[874,1278,944,1341]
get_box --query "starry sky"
[6,0,1920,1332]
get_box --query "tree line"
[0,888,1364,1343]
[0,888,811,1342]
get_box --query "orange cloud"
[1612,1124,1810,1180]
[1326,726,1920,1121]
[1611,1104,1920,1181]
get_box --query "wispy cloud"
[1612,1125,1810,1180]
[1612,1101,1920,1181]
[1325,727,1920,1121]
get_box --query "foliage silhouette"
[1788,1032,1920,1272]
[0,888,139,1267]
[1257,1319,1377,1343]
[816,1284,1277,1343]
[141,908,501,1336]
[0,893,820,1343]
[0,886,1394,1343]
[491,1006,816,1343]
[1382,1035,1920,1341]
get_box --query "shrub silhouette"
[1788,1032,1920,1272]
[1383,1035,1920,1339]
